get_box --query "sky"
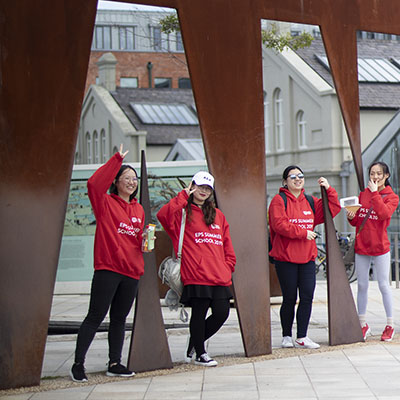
[97,0,173,12]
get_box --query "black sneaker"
[106,362,135,377]
[194,353,218,367]
[70,363,88,382]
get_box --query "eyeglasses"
[288,173,304,180]
[121,177,138,183]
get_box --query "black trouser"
[274,260,316,338]
[188,297,230,357]
[74,270,139,364]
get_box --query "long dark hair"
[109,165,139,201]
[186,190,216,226]
[368,161,391,187]
[282,165,304,187]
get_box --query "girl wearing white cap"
[157,171,236,367]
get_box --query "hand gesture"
[184,181,197,196]
[367,179,378,192]
[306,230,317,240]
[346,209,356,220]
[119,143,129,159]
[318,177,330,189]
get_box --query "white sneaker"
[294,337,320,349]
[281,336,294,348]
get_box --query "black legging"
[188,297,230,357]
[74,270,139,364]
[274,260,316,338]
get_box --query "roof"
[110,88,201,145]
[295,39,400,109]
[164,138,205,161]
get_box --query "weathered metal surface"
[177,1,272,356]
[269,263,282,297]
[3,0,400,390]
[128,151,173,372]
[321,188,364,345]
[0,1,97,389]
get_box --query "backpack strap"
[279,192,315,214]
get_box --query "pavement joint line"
[1,336,396,397]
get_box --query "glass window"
[296,110,307,148]
[152,27,162,50]
[130,103,198,125]
[120,77,138,88]
[154,78,172,88]
[273,89,284,151]
[93,131,99,163]
[94,26,112,50]
[263,91,270,153]
[176,31,184,51]
[103,26,111,49]
[86,132,92,163]
[178,78,191,89]
[100,130,107,162]
[95,26,103,49]
[119,26,135,50]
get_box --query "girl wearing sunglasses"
[268,165,341,349]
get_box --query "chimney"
[96,52,117,91]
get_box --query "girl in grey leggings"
[347,162,399,342]
[355,252,393,338]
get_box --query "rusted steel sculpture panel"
[0,0,97,389]
[177,1,272,357]
[128,151,173,372]
[3,0,400,390]
[321,188,364,345]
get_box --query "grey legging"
[355,252,393,318]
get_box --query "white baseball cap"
[192,171,214,189]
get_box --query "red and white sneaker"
[361,323,371,340]
[294,337,320,349]
[381,325,395,342]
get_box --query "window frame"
[273,88,284,152]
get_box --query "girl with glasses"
[157,171,236,367]
[268,165,341,349]
[347,162,399,342]
[70,144,152,383]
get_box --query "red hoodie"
[348,186,399,256]
[157,190,236,286]
[268,187,341,264]
[87,153,145,280]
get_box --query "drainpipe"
[340,160,351,232]
[147,62,153,88]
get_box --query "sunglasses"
[288,173,304,180]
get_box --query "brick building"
[84,8,190,93]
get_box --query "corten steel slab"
[128,151,173,372]
[3,0,400,390]
[321,188,364,346]
[269,263,282,297]
[177,1,272,357]
[0,1,97,389]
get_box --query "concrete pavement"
[2,281,400,399]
